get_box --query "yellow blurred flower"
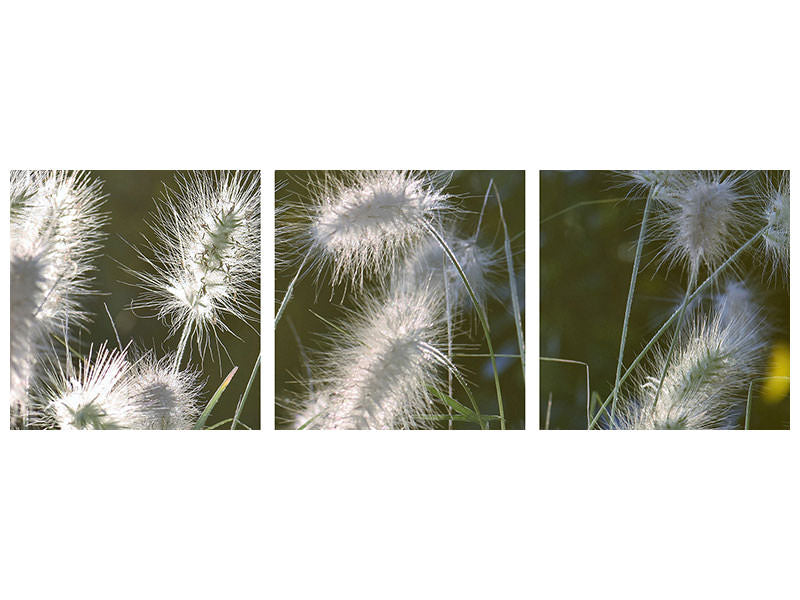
[762,342,790,403]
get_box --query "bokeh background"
[540,170,789,430]
[275,170,525,429]
[81,170,260,429]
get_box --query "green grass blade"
[275,252,309,329]
[417,414,502,423]
[195,366,238,430]
[492,182,525,378]
[611,185,654,422]
[422,220,505,429]
[232,353,260,430]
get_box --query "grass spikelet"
[295,283,452,430]
[757,170,789,282]
[9,170,107,426]
[394,233,498,313]
[612,300,767,430]
[36,343,140,430]
[651,170,752,283]
[129,352,204,429]
[287,170,453,289]
[132,170,260,364]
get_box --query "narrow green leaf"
[195,366,238,430]
[232,353,260,430]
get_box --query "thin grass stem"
[493,182,525,378]
[540,197,625,225]
[173,319,193,374]
[540,356,590,426]
[611,186,655,422]
[275,253,309,329]
[423,221,505,429]
[232,353,260,430]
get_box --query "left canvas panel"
[10,170,261,430]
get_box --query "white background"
[1,1,797,598]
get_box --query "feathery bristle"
[283,170,452,289]
[9,170,106,426]
[295,283,453,429]
[132,170,260,357]
[651,170,752,282]
[37,344,139,430]
[395,233,497,313]
[613,298,766,430]
[130,352,203,429]
[757,171,790,282]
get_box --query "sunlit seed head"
[130,353,203,429]
[9,248,48,423]
[652,171,751,283]
[9,170,106,426]
[132,170,260,357]
[758,171,789,282]
[296,283,454,429]
[281,170,452,289]
[614,302,767,430]
[10,170,106,328]
[40,344,140,430]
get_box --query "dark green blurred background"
[84,171,260,429]
[540,170,789,430]
[275,170,525,429]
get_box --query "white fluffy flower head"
[133,170,260,357]
[130,352,203,429]
[9,170,106,426]
[295,283,453,429]
[288,170,452,289]
[652,171,751,283]
[40,344,139,430]
[758,171,789,282]
[615,297,766,430]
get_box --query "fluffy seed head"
[129,353,203,429]
[395,233,497,313]
[652,171,751,283]
[9,170,106,426]
[36,344,141,430]
[613,298,766,430]
[9,249,48,422]
[757,171,789,282]
[294,283,453,429]
[284,170,452,289]
[133,171,260,357]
